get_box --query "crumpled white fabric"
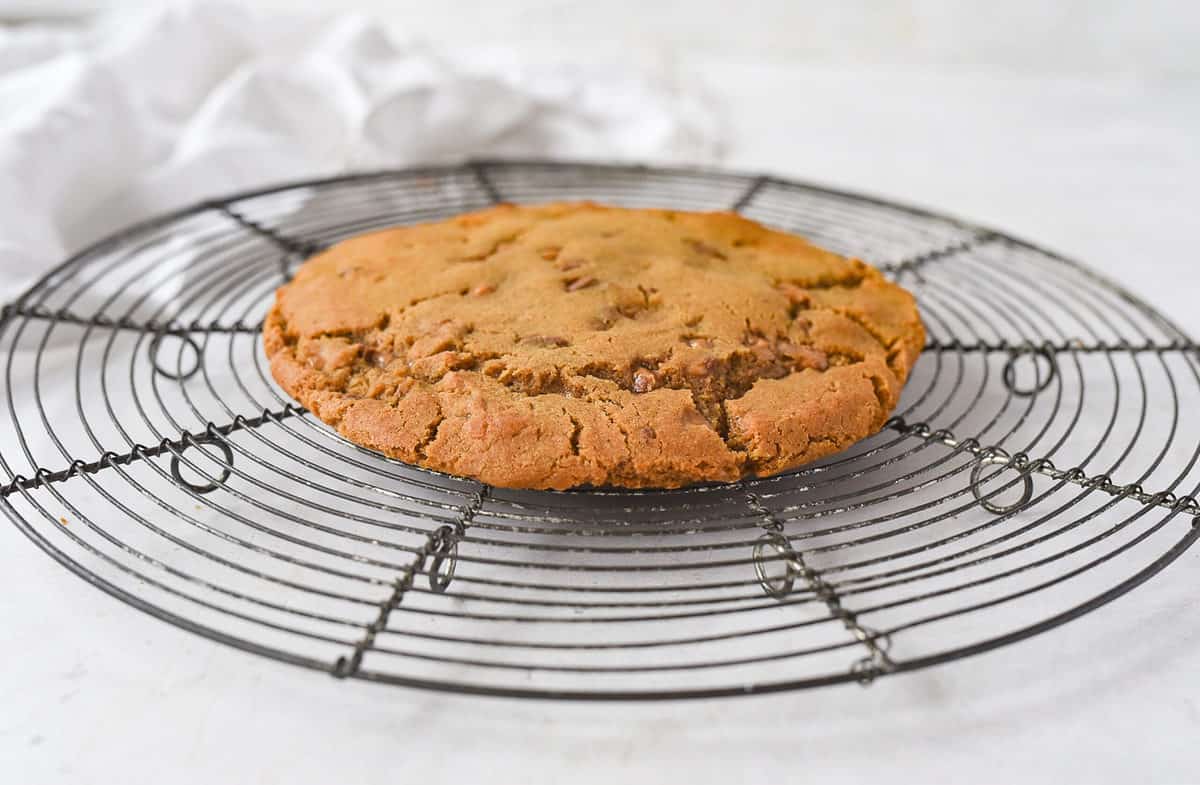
[0,0,724,302]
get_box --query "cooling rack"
[2,161,1198,700]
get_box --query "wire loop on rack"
[427,524,459,594]
[148,331,202,380]
[1002,342,1058,396]
[426,487,487,593]
[851,629,895,685]
[969,447,1035,514]
[752,531,796,598]
[169,438,234,494]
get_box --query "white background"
[8,0,1200,79]
[2,2,1200,783]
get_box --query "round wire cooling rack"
[2,160,1200,700]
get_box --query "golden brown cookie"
[264,202,924,489]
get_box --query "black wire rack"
[2,160,1199,700]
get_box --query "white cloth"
[0,0,723,302]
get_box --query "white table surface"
[3,62,1200,784]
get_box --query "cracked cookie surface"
[264,202,925,489]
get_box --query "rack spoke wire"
[0,406,302,498]
[214,203,327,257]
[333,485,490,678]
[0,303,262,336]
[879,232,998,278]
[747,492,896,682]
[925,338,1200,355]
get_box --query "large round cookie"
[264,202,925,490]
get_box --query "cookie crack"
[807,302,895,354]
[605,408,636,480]
[565,410,582,457]
[293,290,466,342]
[781,271,868,290]
[735,429,843,475]
[413,402,446,460]
[840,309,894,352]
[862,367,893,423]
[717,400,748,458]
[392,289,477,319]
[797,433,845,459]
[460,228,528,262]
[467,348,845,433]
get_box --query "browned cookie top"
[264,202,925,489]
